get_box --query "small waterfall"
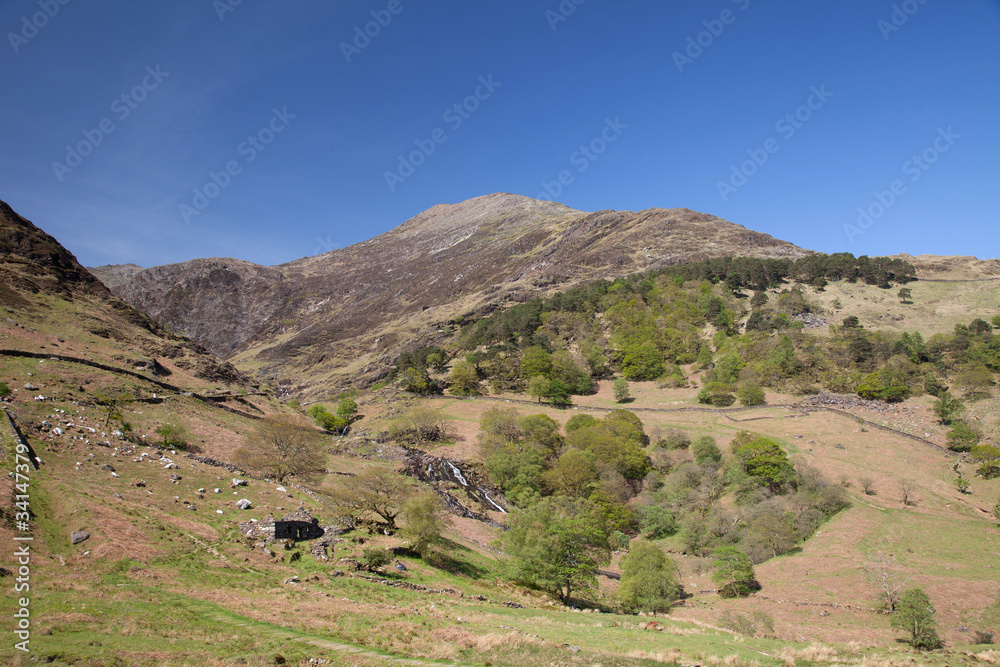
[480,489,507,514]
[445,460,468,486]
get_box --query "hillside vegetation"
[2,197,999,666]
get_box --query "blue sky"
[1,0,997,268]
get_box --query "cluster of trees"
[475,405,845,609]
[447,282,999,436]
[306,396,359,433]
[653,253,916,291]
[388,253,995,421]
[638,430,848,566]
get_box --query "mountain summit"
[101,194,810,393]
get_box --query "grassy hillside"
[4,375,999,665]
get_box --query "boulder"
[71,531,90,545]
[235,499,252,510]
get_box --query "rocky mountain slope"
[101,193,810,394]
[87,263,145,290]
[0,198,253,390]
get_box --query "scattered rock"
[71,531,90,545]
[23,383,38,391]
[232,479,248,488]
[236,499,252,510]
[135,480,146,487]
[101,464,116,472]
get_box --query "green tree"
[307,404,347,432]
[613,377,632,403]
[94,386,134,428]
[946,421,982,452]
[360,546,392,570]
[971,444,1000,478]
[500,496,610,604]
[890,588,942,650]
[933,392,964,425]
[401,366,435,394]
[733,437,795,493]
[154,423,188,449]
[696,344,714,369]
[565,413,599,432]
[737,383,766,407]
[617,541,682,615]
[641,505,678,539]
[546,379,573,405]
[527,375,550,403]
[898,288,913,303]
[692,436,722,466]
[543,449,598,497]
[621,341,665,381]
[551,351,592,395]
[335,397,358,421]
[402,491,449,556]
[712,546,757,597]
[234,414,326,484]
[449,360,480,396]
[521,346,553,379]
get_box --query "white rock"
[235,499,252,510]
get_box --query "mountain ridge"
[94,193,811,393]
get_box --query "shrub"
[154,423,189,450]
[0,381,10,398]
[737,383,766,407]
[641,505,678,539]
[946,421,982,452]
[692,436,722,466]
[360,547,392,570]
[661,429,691,450]
[565,414,599,433]
[719,609,774,637]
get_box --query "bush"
[692,436,722,466]
[660,429,691,450]
[973,630,996,645]
[154,423,189,450]
[388,409,447,445]
[565,414,599,432]
[946,421,982,452]
[0,381,10,398]
[719,610,775,637]
[360,547,392,570]
[737,383,766,407]
[641,505,678,539]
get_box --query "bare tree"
[900,480,915,506]
[326,467,412,529]
[862,548,910,612]
[234,414,326,484]
[859,477,876,496]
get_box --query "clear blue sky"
[1,0,998,268]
